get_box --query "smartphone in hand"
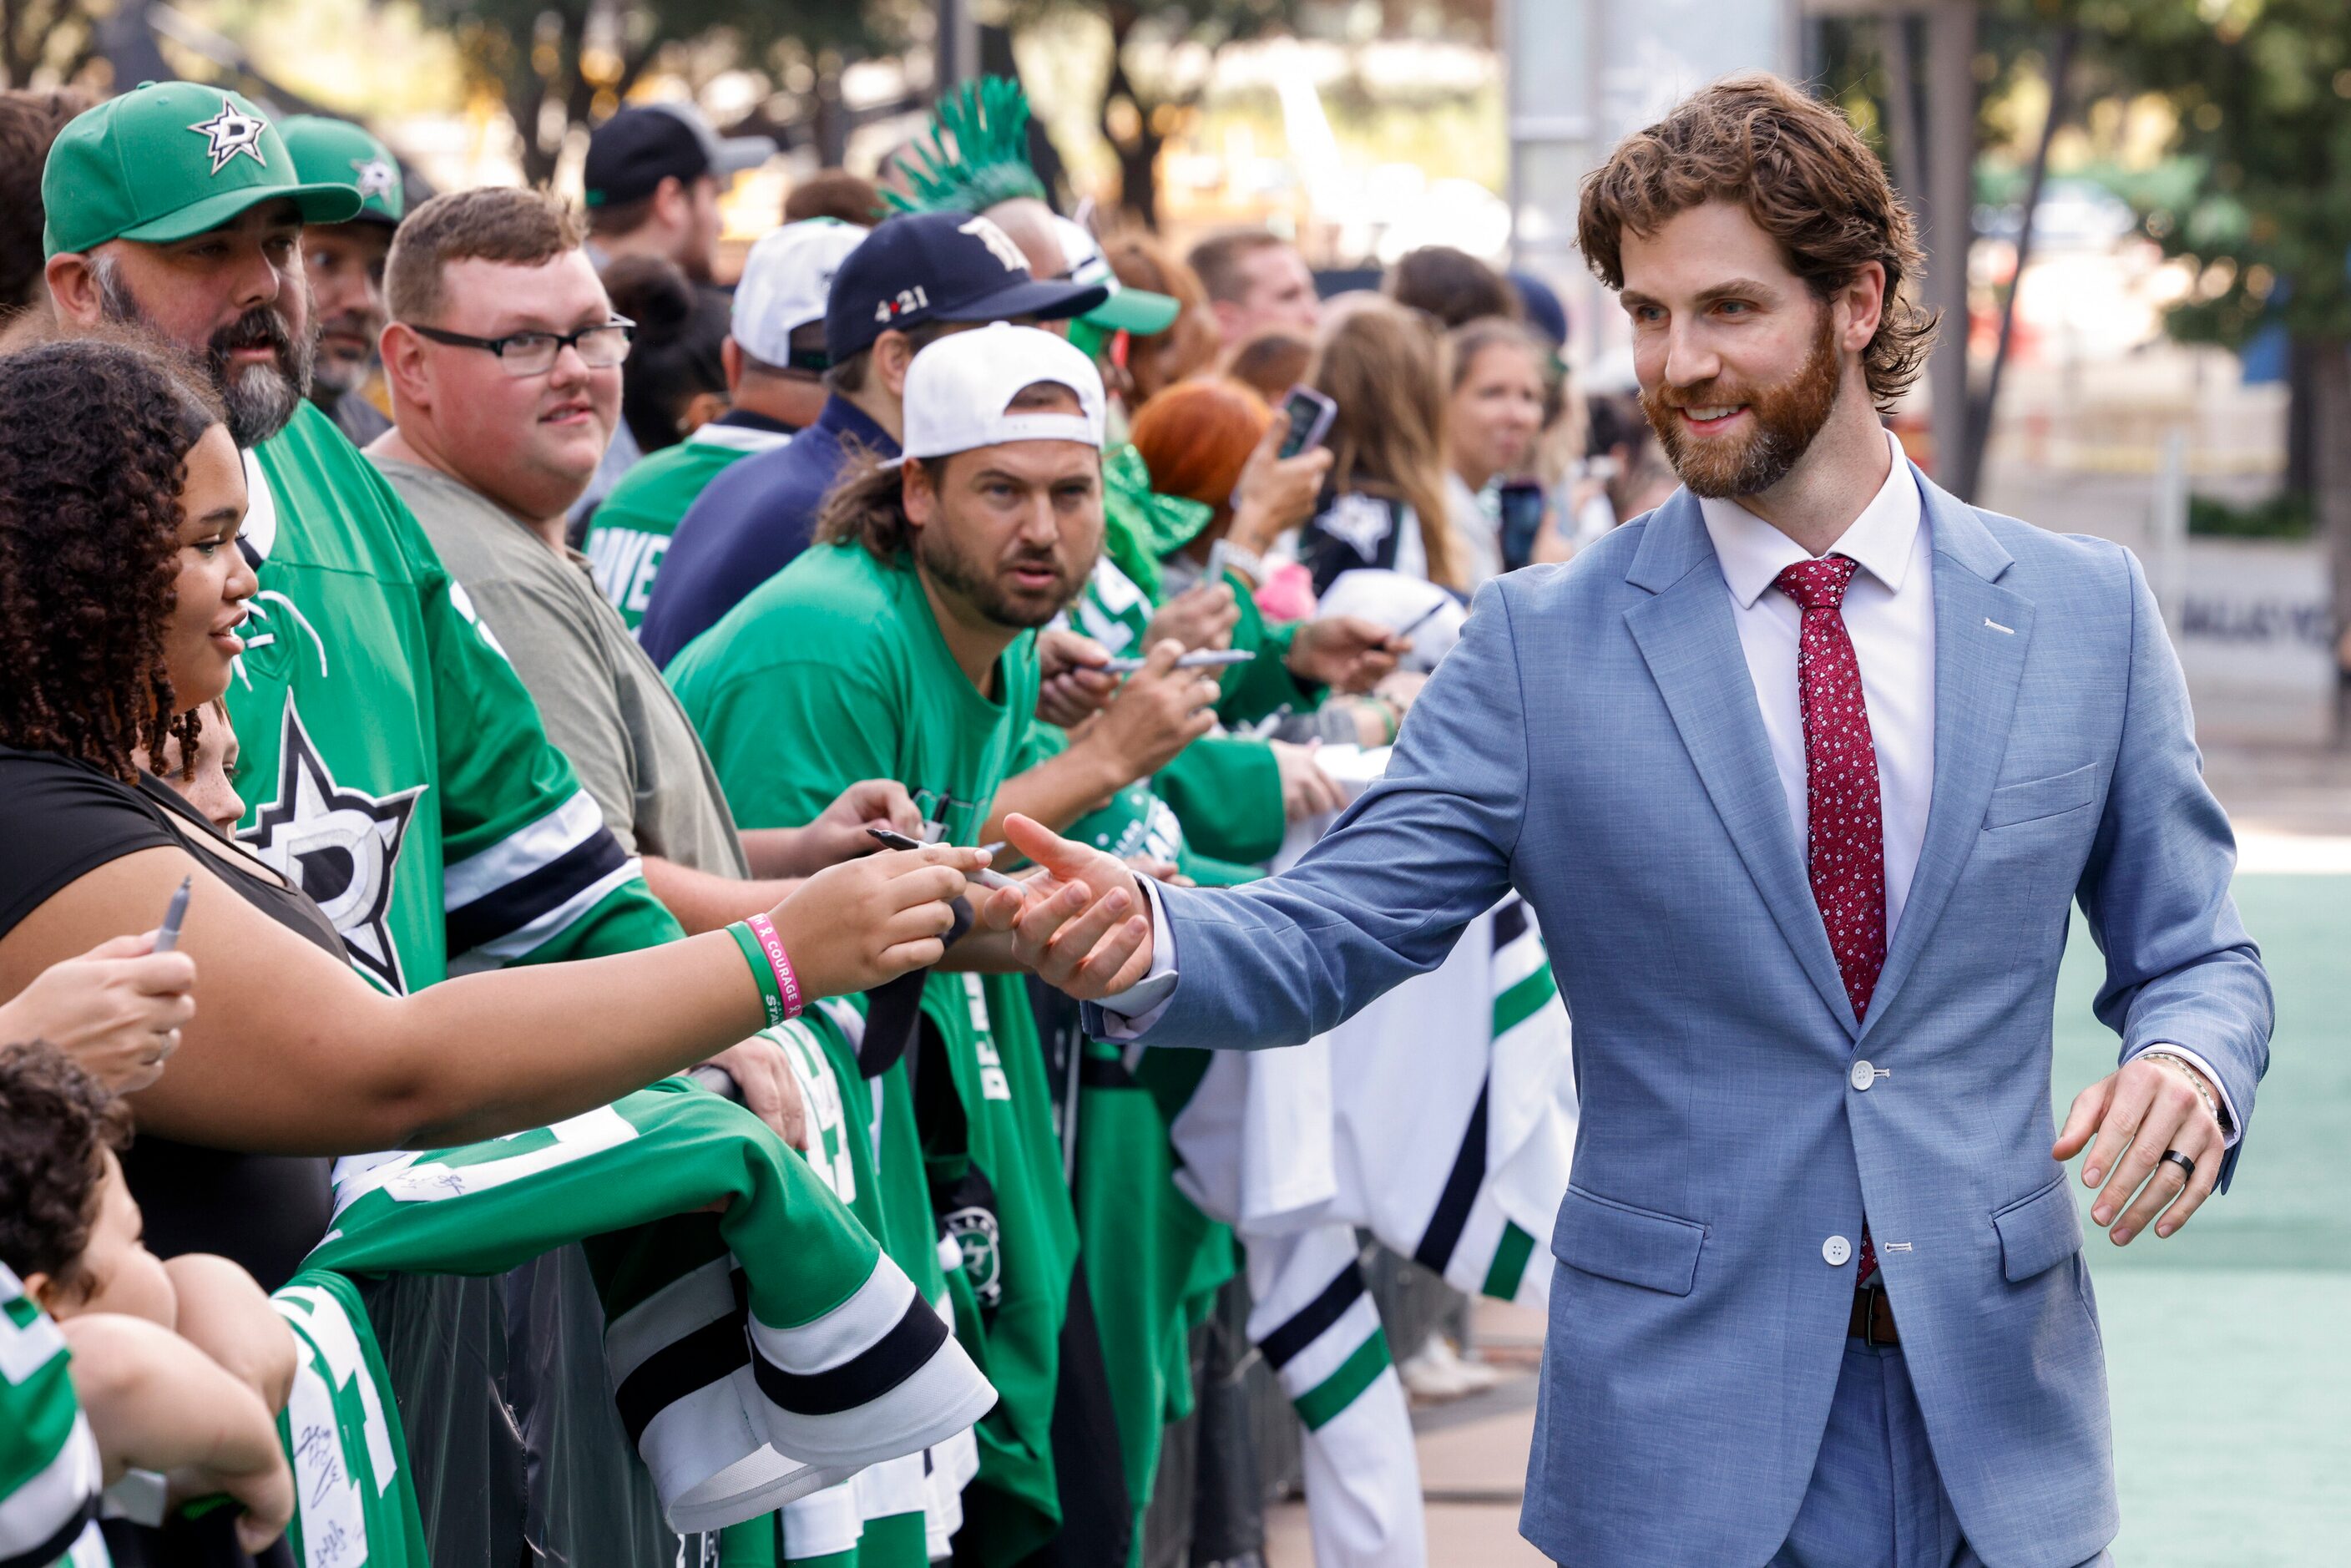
[1277,386,1339,459]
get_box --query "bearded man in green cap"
[41,78,680,1003]
[38,81,752,1566]
[281,112,404,444]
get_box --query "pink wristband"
[745,913,805,1019]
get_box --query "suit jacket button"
[1823,1235,1853,1267]
[1850,1060,1876,1091]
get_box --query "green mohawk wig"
[887,76,1049,213]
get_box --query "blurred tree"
[2091,0,2351,711]
[2,0,99,85]
[1012,0,1301,229]
[417,0,900,186]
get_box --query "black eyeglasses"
[411,316,635,377]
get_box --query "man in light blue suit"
[980,73,2269,1568]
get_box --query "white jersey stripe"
[441,788,608,911]
[447,857,643,970]
[604,1255,737,1389]
[0,1412,99,1556]
[745,1262,913,1373]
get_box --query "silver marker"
[153,877,192,953]
[1099,649,1256,675]
[867,827,1020,891]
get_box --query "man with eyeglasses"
[371,185,923,954]
[39,82,680,989]
[39,80,696,1567]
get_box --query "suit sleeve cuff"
[2135,1043,2242,1147]
[1091,879,1179,1038]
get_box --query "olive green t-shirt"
[666,539,1039,841]
[375,455,748,878]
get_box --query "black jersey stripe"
[611,1302,752,1448]
[445,826,629,953]
[1259,1261,1367,1371]
[748,1295,948,1417]
[0,1492,98,1568]
[1413,1080,1490,1276]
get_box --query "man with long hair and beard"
[671,325,1220,1564]
[987,73,2267,1568]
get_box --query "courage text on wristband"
[726,921,785,1025]
[746,913,806,1020]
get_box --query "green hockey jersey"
[680,542,1090,1564]
[580,422,788,631]
[744,1009,969,1568]
[227,402,680,993]
[270,1271,428,1568]
[0,1265,106,1568]
[1058,555,1287,866]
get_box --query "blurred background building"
[15,0,2338,743]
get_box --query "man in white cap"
[672,321,1219,1565]
[584,217,867,629]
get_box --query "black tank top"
[0,745,346,1289]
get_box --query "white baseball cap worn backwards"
[898,323,1106,462]
[731,219,869,369]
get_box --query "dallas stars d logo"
[188,97,270,175]
[239,702,423,994]
[351,156,399,205]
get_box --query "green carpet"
[2051,873,2349,1561]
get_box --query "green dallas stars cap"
[281,114,406,225]
[41,81,364,258]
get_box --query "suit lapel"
[1860,473,2032,1037]
[1625,495,1862,1037]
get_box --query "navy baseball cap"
[825,209,1107,362]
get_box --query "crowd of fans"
[0,70,1647,1568]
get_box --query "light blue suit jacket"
[1105,473,2271,1566]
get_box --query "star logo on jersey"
[187,98,270,175]
[238,703,423,994]
[941,1206,1003,1309]
[350,156,399,205]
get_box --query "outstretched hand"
[975,814,1155,1000]
[2053,1054,2227,1245]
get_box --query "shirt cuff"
[1092,879,1179,1038]
[2136,1043,2242,1147]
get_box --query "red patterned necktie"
[1773,555,1887,1287]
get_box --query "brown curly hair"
[0,336,225,781]
[1576,72,1937,414]
[0,1040,130,1293]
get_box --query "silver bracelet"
[2141,1050,2222,1128]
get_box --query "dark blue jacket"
[639,394,898,667]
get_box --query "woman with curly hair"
[0,337,988,1287]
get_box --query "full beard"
[1644,305,1842,499]
[917,524,1092,631]
[99,262,317,448]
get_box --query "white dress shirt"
[1105,426,2238,1136]
[1698,427,1935,940]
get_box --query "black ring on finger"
[2159,1149,2196,1184]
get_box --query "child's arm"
[164,1254,297,1414]
[59,1313,294,1555]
